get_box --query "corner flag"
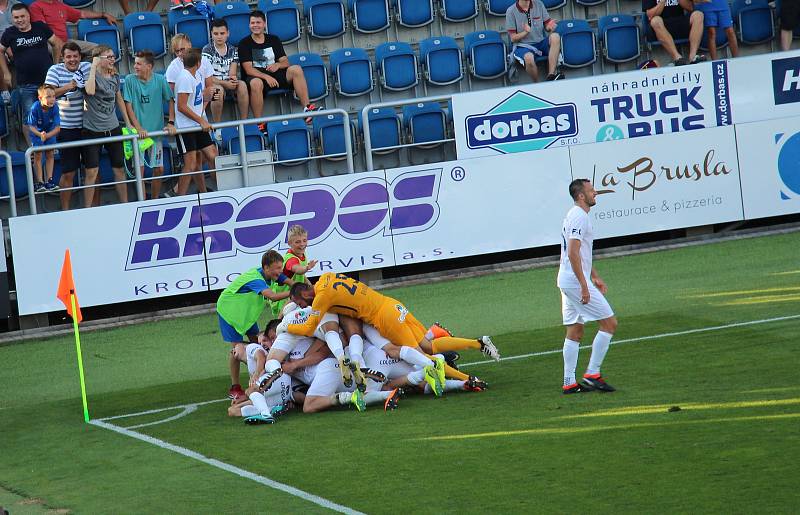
[57,249,82,323]
[56,249,89,422]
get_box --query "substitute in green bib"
[217,250,294,401]
[271,224,318,317]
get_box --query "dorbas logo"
[464,90,578,153]
[776,131,800,200]
[772,56,800,106]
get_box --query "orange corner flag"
[57,249,82,323]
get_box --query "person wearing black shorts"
[643,0,705,66]
[175,48,217,196]
[238,10,322,126]
[82,44,132,207]
[781,0,800,51]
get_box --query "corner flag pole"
[70,290,90,423]
[57,249,88,423]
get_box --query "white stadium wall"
[9,50,800,315]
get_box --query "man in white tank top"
[557,179,619,394]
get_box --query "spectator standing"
[45,40,90,210]
[27,83,59,192]
[174,48,217,196]
[81,44,131,206]
[643,0,705,65]
[238,10,320,128]
[123,50,176,200]
[505,0,563,82]
[202,19,249,123]
[30,0,116,56]
[0,3,60,146]
[780,0,800,51]
[693,0,739,59]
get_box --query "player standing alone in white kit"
[557,179,618,394]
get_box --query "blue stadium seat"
[393,0,435,28]
[598,14,640,63]
[349,0,391,33]
[375,42,418,91]
[2,152,30,199]
[220,126,266,155]
[213,2,252,46]
[123,13,167,58]
[64,0,95,9]
[485,0,515,16]
[305,0,347,39]
[167,7,210,49]
[360,107,401,153]
[419,36,463,86]
[0,103,7,139]
[575,0,607,7]
[464,30,506,79]
[78,19,121,61]
[402,102,446,147]
[260,0,302,44]
[542,0,567,9]
[312,113,353,159]
[329,47,374,97]
[288,53,329,101]
[441,0,478,22]
[556,19,596,68]
[733,0,774,44]
[267,119,312,164]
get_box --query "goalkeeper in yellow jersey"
[280,273,500,394]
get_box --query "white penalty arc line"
[459,313,800,369]
[89,419,365,515]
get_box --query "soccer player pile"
[225,271,500,425]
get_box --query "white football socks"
[349,334,365,366]
[563,338,580,386]
[399,346,434,368]
[325,330,346,361]
[363,391,391,405]
[248,391,271,416]
[586,331,613,376]
[241,405,259,417]
[406,368,426,385]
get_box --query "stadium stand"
[375,41,418,91]
[123,12,167,57]
[557,19,598,68]
[312,112,354,159]
[464,30,507,79]
[305,0,347,39]
[267,118,312,164]
[167,7,211,49]
[733,0,775,45]
[598,13,640,63]
[330,47,374,97]
[348,0,391,34]
[441,0,479,23]
[213,1,252,45]
[419,36,463,86]
[402,101,447,147]
[220,125,267,155]
[260,0,302,43]
[288,52,329,101]
[394,0,435,28]
[78,19,122,61]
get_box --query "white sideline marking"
[89,419,365,515]
[100,398,228,422]
[460,313,800,369]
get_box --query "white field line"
[89,419,365,515]
[99,398,228,422]
[459,313,800,369]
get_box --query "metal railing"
[0,151,16,217]
[361,94,455,171]
[24,109,354,215]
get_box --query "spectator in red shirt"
[30,0,116,55]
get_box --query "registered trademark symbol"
[451,167,465,181]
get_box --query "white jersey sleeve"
[245,343,266,376]
[557,206,594,289]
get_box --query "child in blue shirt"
[26,84,61,192]
[694,0,739,60]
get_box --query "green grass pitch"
[1,232,799,513]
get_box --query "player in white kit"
[557,179,619,394]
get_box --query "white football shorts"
[560,284,614,325]
[306,357,355,397]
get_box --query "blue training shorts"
[218,313,259,343]
[513,39,551,64]
[703,9,733,29]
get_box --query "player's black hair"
[289,282,313,299]
[11,3,29,13]
[250,10,266,21]
[261,250,283,268]
[264,318,280,336]
[211,18,228,30]
[183,48,202,68]
[569,178,590,200]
